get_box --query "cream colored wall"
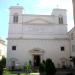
[52,9,67,25]
[70,31,75,56]
[7,6,69,68]
[22,15,58,24]
[9,6,67,38]
[7,39,70,67]
[71,40,75,56]
[8,24,67,38]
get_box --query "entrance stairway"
[32,67,39,72]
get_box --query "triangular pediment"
[25,18,50,24]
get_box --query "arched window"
[13,15,18,23]
[59,16,63,24]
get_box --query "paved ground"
[30,71,75,75]
[11,68,75,75]
[12,71,75,75]
[56,68,75,75]
[56,71,75,75]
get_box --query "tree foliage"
[0,56,6,68]
[45,58,56,75]
[39,63,45,73]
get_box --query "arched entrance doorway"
[30,48,44,67]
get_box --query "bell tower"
[8,5,23,38]
[52,8,67,25]
[9,5,23,24]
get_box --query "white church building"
[6,5,75,68]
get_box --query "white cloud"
[35,0,73,15]
[36,0,57,9]
[35,0,74,31]
[36,0,72,10]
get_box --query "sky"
[0,0,74,40]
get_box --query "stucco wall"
[7,6,69,68]
[7,39,70,67]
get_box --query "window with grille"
[61,46,65,51]
[12,46,16,50]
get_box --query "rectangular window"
[13,15,18,23]
[72,45,75,52]
[59,17,63,24]
[12,46,16,50]
[71,33,73,40]
[61,46,64,51]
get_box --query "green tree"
[45,58,56,75]
[0,56,6,75]
[0,56,6,68]
[39,62,45,75]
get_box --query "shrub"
[42,60,45,65]
[39,63,45,73]
[66,72,74,75]
[0,65,3,75]
[0,56,6,75]
[0,56,6,68]
[45,58,56,75]
[39,62,45,75]
[71,57,75,67]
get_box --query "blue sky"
[0,0,74,40]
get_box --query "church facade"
[7,6,72,68]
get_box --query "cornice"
[7,37,69,40]
[22,23,67,26]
